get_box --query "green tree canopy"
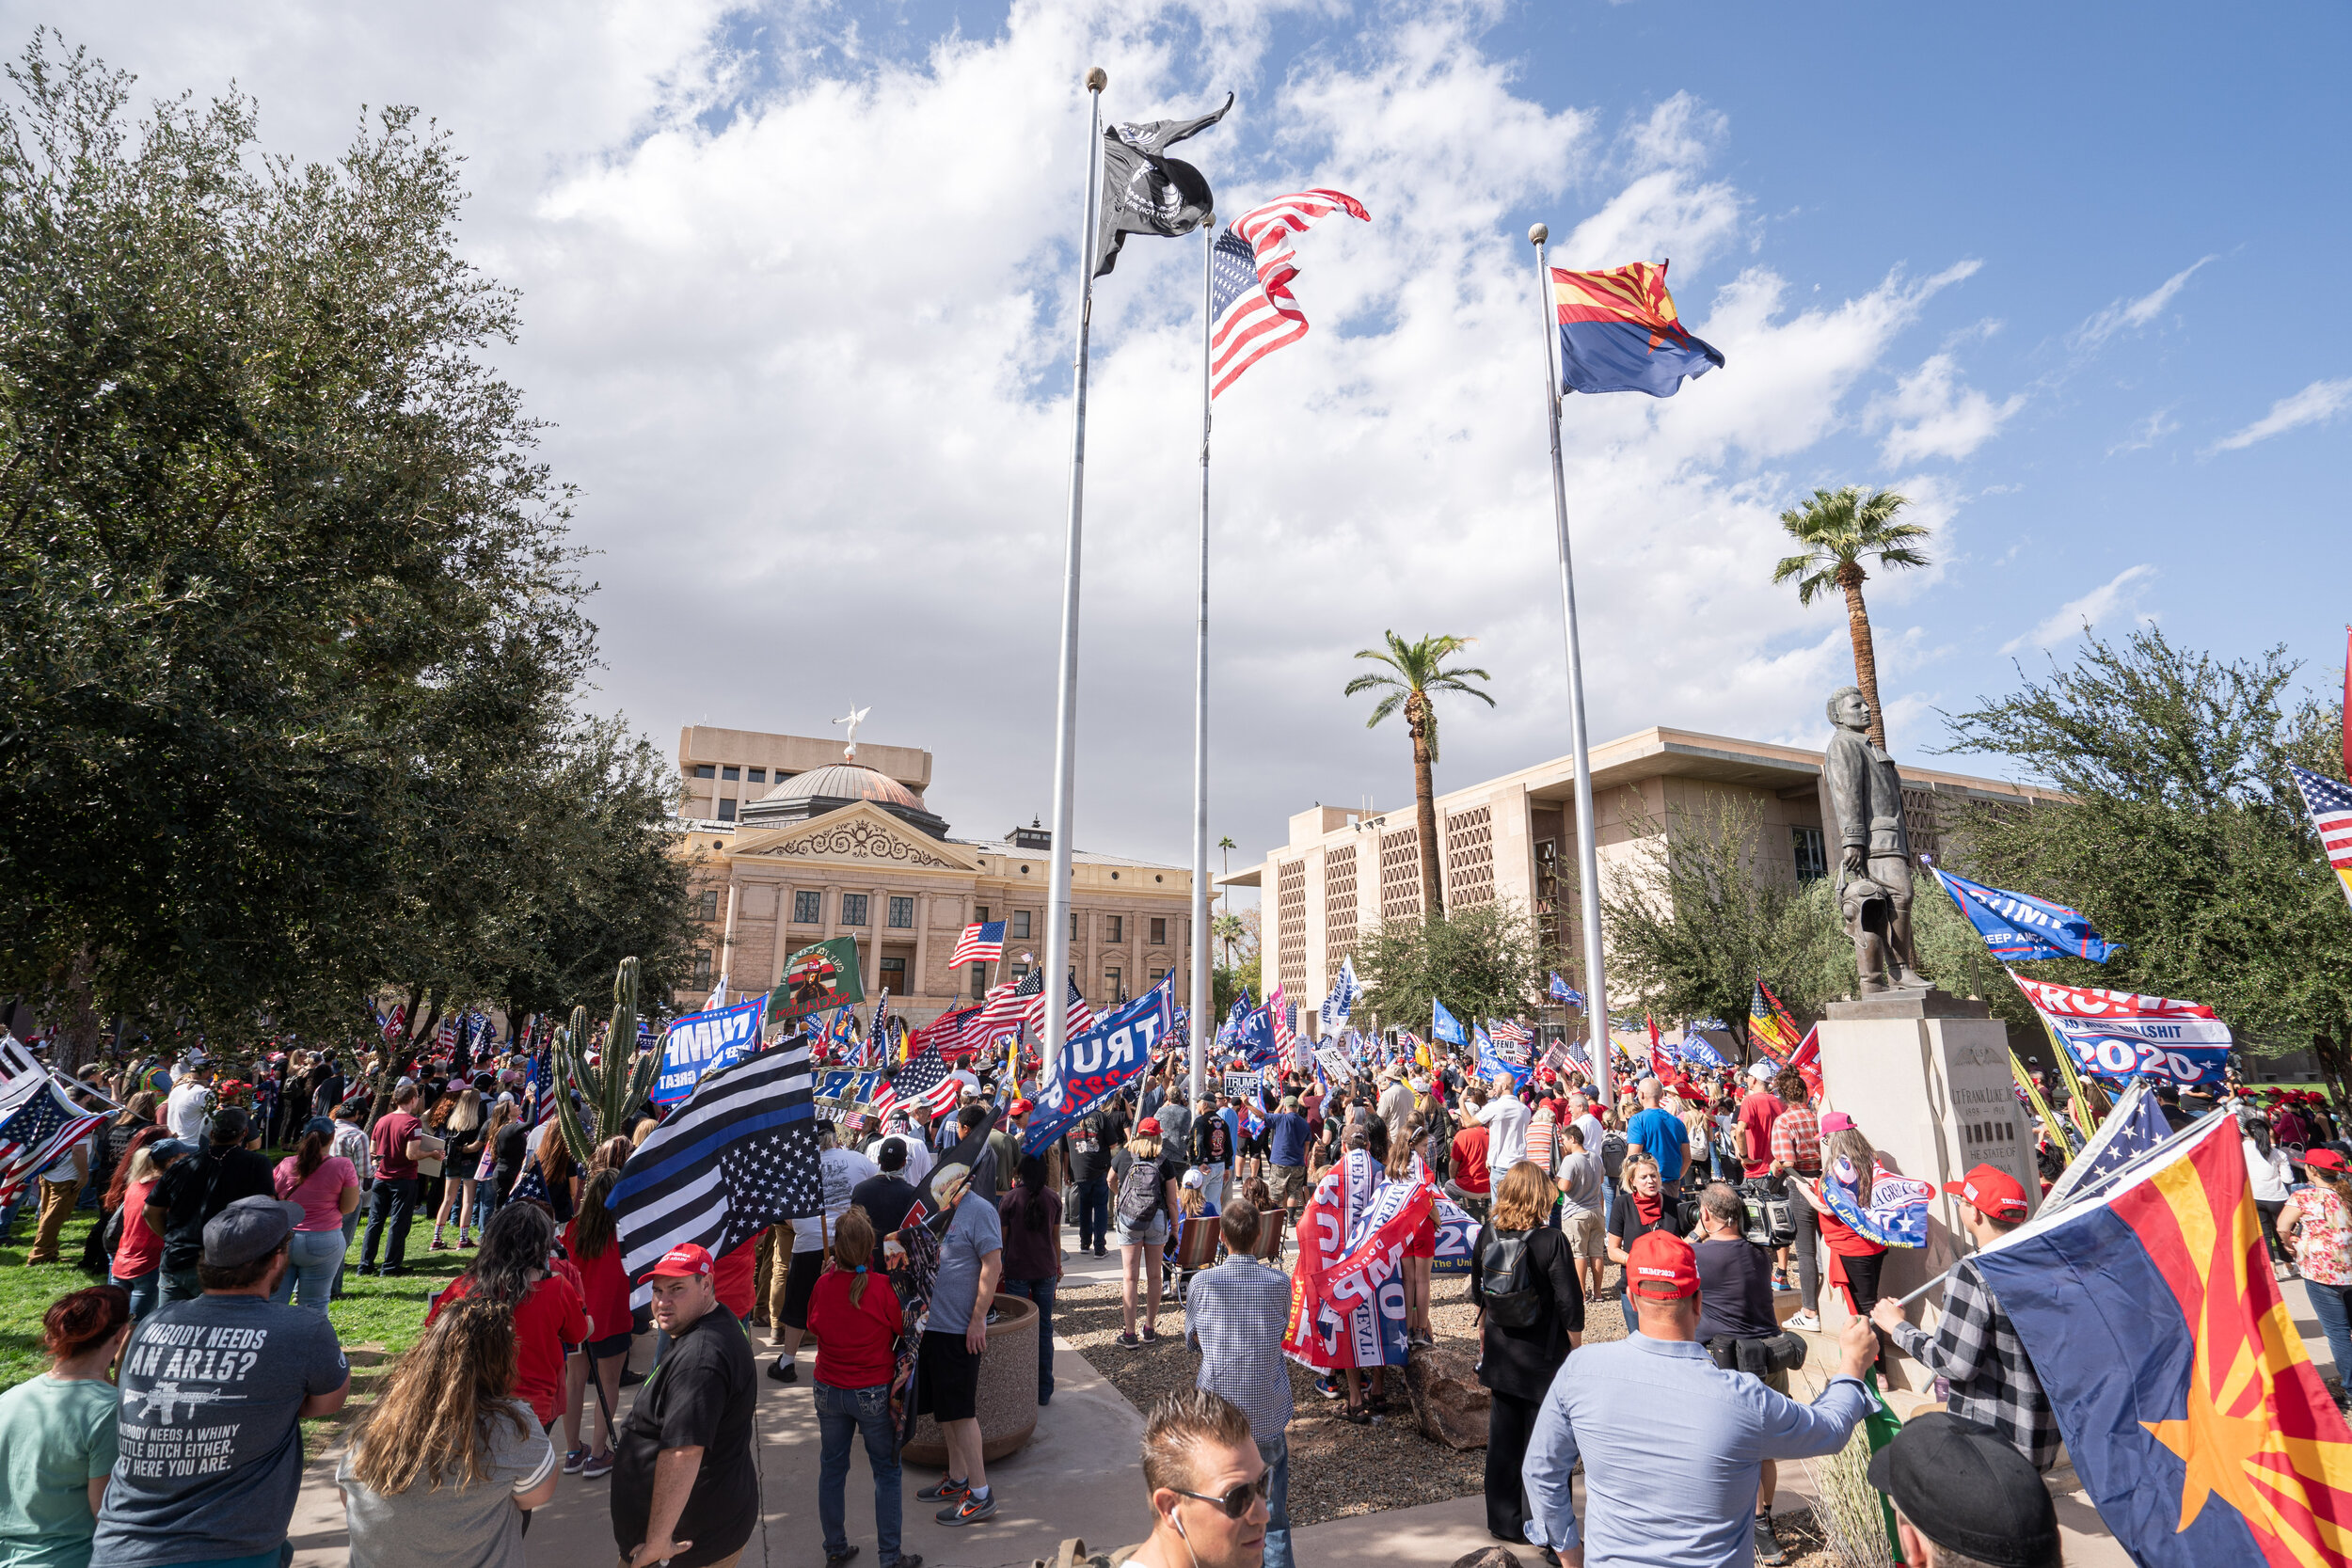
[1939,626,2352,1091]
[1353,899,1545,1039]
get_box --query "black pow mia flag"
[1092,91,1233,277]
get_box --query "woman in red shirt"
[561,1166,631,1478]
[108,1132,183,1322]
[427,1203,588,1444]
[809,1206,911,1568]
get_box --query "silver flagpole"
[1042,67,1107,1083]
[1530,223,1613,1110]
[1188,215,1215,1109]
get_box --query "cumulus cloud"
[2001,564,2157,654]
[1870,353,2025,466]
[2072,256,2215,349]
[24,0,1994,860]
[2208,378,2352,453]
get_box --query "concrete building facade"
[1220,725,2066,1032]
[672,727,1193,1023]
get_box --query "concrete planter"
[900,1292,1040,1465]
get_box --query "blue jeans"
[1001,1275,1057,1402]
[816,1382,902,1565]
[334,1210,361,1297]
[112,1270,160,1323]
[1072,1178,1110,1252]
[1257,1433,1293,1568]
[359,1176,419,1271]
[272,1229,346,1312]
[2309,1279,2352,1399]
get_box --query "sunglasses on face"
[1171,1470,1273,1519]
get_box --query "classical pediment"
[727,802,975,871]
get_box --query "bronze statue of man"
[1821,686,1931,993]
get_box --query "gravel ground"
[1056,1249,1844,1562]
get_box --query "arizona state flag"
[1749,978,1803,1058]
[1550,260,1724,397]
[1973,1111,2352,1565]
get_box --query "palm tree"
[1771,486,1931,752]
[1344,632,1495,919]
[1212,911,1248,968]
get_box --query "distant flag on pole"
[1430,998,1468,1047]
[1320,955,1360,1033]
[2290,764,2352,911]
[948,922,1006,969]
[1208,189,1370,398]
[1548,972,1584,1008]
[1549,261,1724,398]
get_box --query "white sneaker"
[1787,1310,1821,1332]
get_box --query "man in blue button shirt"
[1521,1230,1876,1568]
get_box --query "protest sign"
[652,996,767,1106]
[1313,1046,1351,1085]
[1223,1069,1263,1102]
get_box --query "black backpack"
[1478,1226,1544,1328]
[1115,1158,1165,1227]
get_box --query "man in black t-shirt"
[850,1137,924,1237]
[1692,1181,1793,1562]
[147,1107,276,1304]
[612,1243,757,1568]
[1065,1113,1114,1258]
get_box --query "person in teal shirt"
[0,1286,133,1568]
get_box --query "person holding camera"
[1692,1183,1802,1565]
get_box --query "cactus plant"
[554,956,662,1164]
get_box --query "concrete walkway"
[282,1251,2334,1568]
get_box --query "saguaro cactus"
[555,956,661,1164]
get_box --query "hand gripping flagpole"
[1530,223,1613,1111]
[1188,214,1215,1110]
[1043,67,1108,1085]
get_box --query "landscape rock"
[1404,1339,1490,1449]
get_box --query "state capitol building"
[670,724,1194,1023]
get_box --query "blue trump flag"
[1927,862,2122,963]
[1431,997,1469,1046]
[653,995,768,1106]
[1234,1006,1281,1070]
[1023,983,1176,1156]
[1474,1027,1531,1087]
[1549,972,1584,1007]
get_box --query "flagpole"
[1530,223,1613,1111]
[1188,214,1215,1111]
[1043,66,1108,1085]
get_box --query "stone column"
[912,891,931,1003]
[868,884,888,994]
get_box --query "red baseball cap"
[1625,1231,1699,1300]
[647,1243,714,1279]
[2306,1148,2349,1174]
[1136,1117,1162,1136]
[1943,1164,2029,1222]
[1009,1099,1035,1117]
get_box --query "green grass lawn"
[0,1190,475,1397]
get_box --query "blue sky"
[23,0,2349,869]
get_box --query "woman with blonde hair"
[1472,1162,1583,1543]
[338,1292,559,1567]
[809,1206,910,1568]
[430,1087,485,1250]
[1388,1117,1439,1344]
[1604,1151,1691,1307]
[1114,1120,1181,1347]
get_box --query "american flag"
[978,966,1098,1044]
[948,921,1006,969]
[1207,189,1370,398]
[863,991,892,1069]
[2042,1079,2176,1212]
[612,1035,823,1300]
[1491,1019,1534,1047]
[911,1004,984,1063]
[889,1037,964,1121]
[0,1073,109,1208]
[2292,765,2352,911]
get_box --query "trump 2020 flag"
[1549,972,1584,1008]
[1972,1111,2352,1566]
[1551,260,1724,398]
[1927,863,2123,963]
[1431,997,1468,1047]
[2010,974,2232,1089]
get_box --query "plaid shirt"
[1770,1103,1822,1176]
[1890,1256,2059,1471]
[1184,1257,1294,1439]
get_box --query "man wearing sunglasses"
[1127,1390,1269,1568]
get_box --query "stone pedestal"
[901,1292,1041,1465]
[1811,991,2034,1359]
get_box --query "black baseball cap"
[1867,1413,2058,1567]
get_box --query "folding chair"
[1171,1213,1223,1304]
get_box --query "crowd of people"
[2,1018,2329,1568]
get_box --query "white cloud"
[2106,404,2179,455]
[2072,256,2215,348]
[2208,378,2352,453]
[20,0,1999,861]
[2001,564,2157,654]
[1870,353,2025,466]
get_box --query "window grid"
[842,894,870,927]
[1445,804,1496,908]
[1276,859,1309,1003]
[1106,914,1123,943]
[1378,827,1423,923]
[888,895,915,928]
[1011,911,1032,940]
[793,890,822,924]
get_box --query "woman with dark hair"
[428,1204,588,1439]
[339,1291,558,1567]
[107,1136,183,1323]
[559,1167,630,1478]
[272,1117,360,1311]
[1471,1162,1583,1544]
[0,1286,134,1568]
[995,1153,1063,1405]
[809,1206,914,1568]
[472,1101,517,1231]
